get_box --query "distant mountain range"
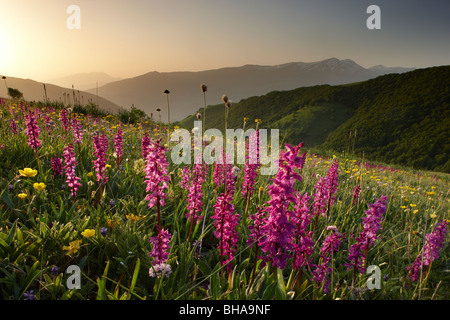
[179,66,449,173]
[46,72,122,91]
[84,58,415,121]
[0,76,121,113]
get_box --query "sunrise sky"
[1,0,449,82]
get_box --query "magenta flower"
[312,177,327,218]
[51,157,63,179]
[258,143,305,270]
[247,206,267,247]
[352,185,361,205]
[63,143,81,197]
[313,159,339,219]
[292,192,314,269]
[212,191,240,271]
[242,130,260,200]
[149,226,172,265]
[186,163,203,224]
[60,109,70,131]
[141,133,150,160]
[311,227,344,293]
[114,127,123,164]
[10,119,17,135]
[92,132,109,184]
[144,139,170,228]
[44,114,54,133]
[325,159,339,203]
[407,220,448,281]
[180,166,191,190]
[345,195,387,273]
[24,111,41,149]
[213,163,225,189]
[72,117,83,144]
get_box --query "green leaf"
[197,259,211,276]
[1,191,14,209]
[129,258,140,296]
[6,219,18,245]
[262,282,277,300]
[97,260,110,300]
[0,238,10,254]
[276,268,287,300]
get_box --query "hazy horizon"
[1,0,449,82]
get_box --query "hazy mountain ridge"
[180,66,449,173]
[0,76,121,113]
[46,72,122,91]
[87,58,414,121]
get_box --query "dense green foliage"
[180,66,450,173]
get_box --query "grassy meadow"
[0,98,448,300]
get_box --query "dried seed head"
[196,112,202,120]
[225,101,232,109]
[164,89,170,94]
[222,94,229,103]
[201,84,207,92]
[156,108,161,112]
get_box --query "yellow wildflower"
[87,172,94,178]
[255,119,262,124]
[33,182,46,192]
[126,214,144,222]
[63,240,82,255]
[19,168,38,178]
[81,229,96,238]
[409,204,416,208]
[430,213,437,219]
[18,193,28,199]
[105,164,112,170]
[107,219,120,228]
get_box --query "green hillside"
[178,66,450,173]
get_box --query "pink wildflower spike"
[10,119,18,135]
[114,127,123,165]
[60,109,70,131]
[311,227,344,293]
[149,226,172,265]
[212,191,240,271]
[352,185,361,205]
[92,132,109,185]
[141,133,150,160]
[258,142,305,270]
[51,157,63,179]
[242,130,260,200]
[345,195,387,273]
[72,117,83,144]
[180,166,191,190]
[186,163,203,224]
[143,139,170,210]
[24,111,41,149]
[407,220,448,281]
[292,192,314,269]
[63,143,81,197]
